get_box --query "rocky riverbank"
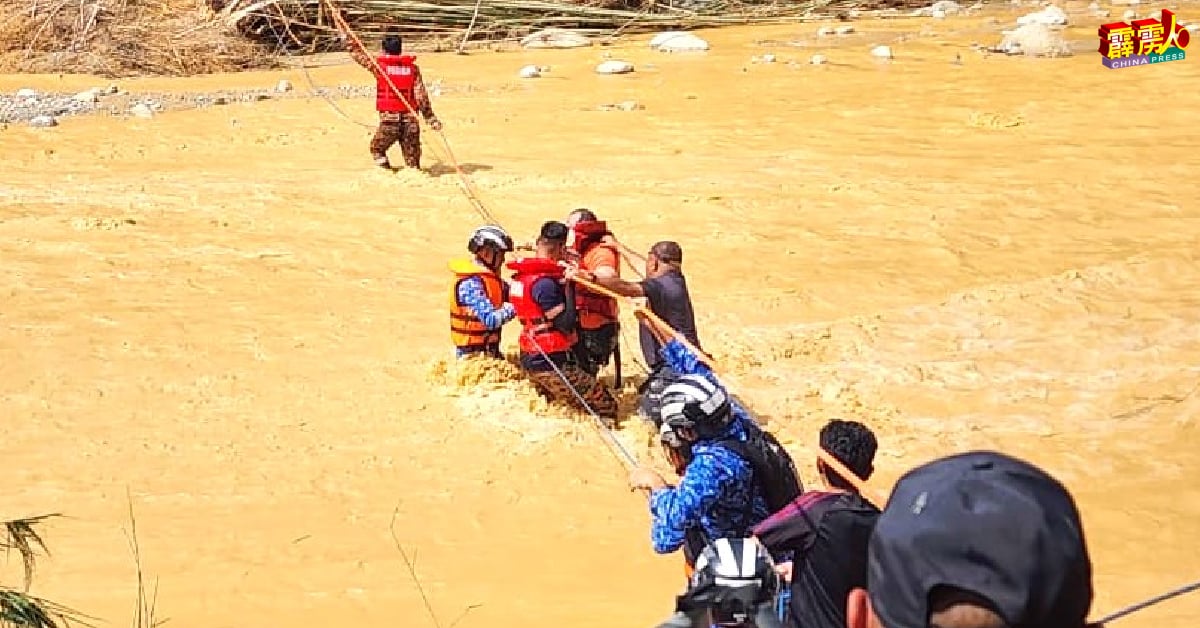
[0,81,375,127]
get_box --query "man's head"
[467,225,513,272]
[647,241,683,278]
[658,373,734,472]
[536,220,569,261]
[382,34,402,55]
[818,419,877,491]
[846,451,1095,628]
[565,207,598,228]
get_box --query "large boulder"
[649,31,710,51]
[1016,5,1069,26]
[997,22,1072,56]
[520,28,592,49]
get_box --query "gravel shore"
[1,83,376,127]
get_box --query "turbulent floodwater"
[2,5,1199,627]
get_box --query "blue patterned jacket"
[646,341,770,556]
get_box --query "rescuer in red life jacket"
[343,30,443,170]
[507,221,619,422]
[563,208,622,378]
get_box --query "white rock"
[761,53,777,63]
[73,88,100,103]
[1087,0,1099,9]
[28,115,57,128]
[870,45,894,59]
[650,31,710,51]
[616,100,642,111]
[16,88,38,98]
[1122,9,1136,18]
[520,28,592,49]
[595,60,635,75]
[130,103,155,118]
[810,54,829,64]
[931,0,962,13]
[835,25,856,34]
[1016,5,1069,26]
[518,64,541,78]
[933,8,948,18]
[997,22,1072,56]
[818,26,836,36]
[275,79,293,93]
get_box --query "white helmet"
[468,225,513,254]
[659,373,733,441]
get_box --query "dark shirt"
[520,276,578,371]
[753,491,881,628]
[639,269,701,368]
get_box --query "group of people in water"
[448,209,701,423]
[445,211,1102,628]
[287,22,1147,628]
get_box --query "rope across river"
[299,7,1200,622]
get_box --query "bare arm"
[593,274,645,297]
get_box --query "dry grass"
[0,0,937,76]
[0,0,276,77]
[0,515,94,628]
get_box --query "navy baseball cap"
[868,451,1094,628]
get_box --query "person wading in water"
[563,208,622,379]
[340,28,443,170]
[573,240,702,420]
[507,221,619,422]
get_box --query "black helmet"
[468,225,514,254]
[656,538,783,628]
[659,373,733,442]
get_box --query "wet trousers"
[524,352,619,420]
[371,112,421,168]
[577,322,619,377]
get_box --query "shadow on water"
[426,162,492,177]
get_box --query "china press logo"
[1098,9,1190,68]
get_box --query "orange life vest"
[375,54,417,113]
[449,259,506,353]
[507,257,578,355]
[571,221,620,329]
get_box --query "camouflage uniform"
[348,45,440,169]
[525,358,619,421]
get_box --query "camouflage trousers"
[371,112,421,168]
[526,361,619,420]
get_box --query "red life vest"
[375,54,418,113]
[571,221,620,328]
[506,257,578,355]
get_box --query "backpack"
[715,428,804,513]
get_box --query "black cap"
[539,220,569,243]
[868,451,1093,628]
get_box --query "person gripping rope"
[655,537,785,628]
[563,208,622,377]
[753,420,881,628]
[581,240,702,421]
[342,30,442,170]
[449,225,518,359]
[507,221,618,420]
[629,373,771,573]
